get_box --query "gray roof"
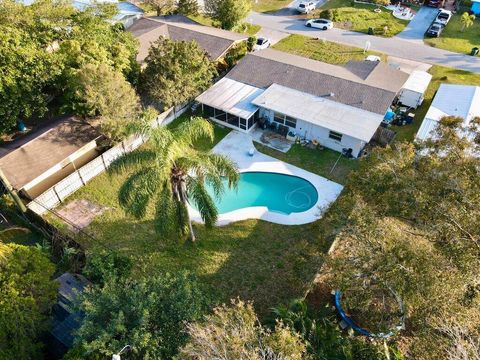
[226,49,409,115]
[129,16,247,63]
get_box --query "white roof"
[402,70,432,94]
[416,84,480,141]
[252,84,383,142]
[196,78,264,119]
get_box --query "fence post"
[77,170,85,186]
[100,153,107,171]
[52,186,62,204]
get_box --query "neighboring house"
[0,117,101,199]
[416,84,480,142]
[196,49,411,157]
[48,273,91,359]
[471,0,480,15]
[128,15,248,64]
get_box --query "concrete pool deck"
[189,131,344,226]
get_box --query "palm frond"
[176,117,214,146]
[118,168,163,218]
[154,186,189,238]
[108,149,157,175]
[149,125,175,151]
[205,153,240,187]
[187,177,218,228]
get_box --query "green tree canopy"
[176,0,200,16]
[0,244,58,360]
[141,38,217,109]
[179,299,307,359]
[143,0,175,16]
[205,0,251,30]
[108,117,238,242]
[75,271,206,359]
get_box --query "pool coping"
[188,131,344,226]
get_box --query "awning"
[196,78,264,119]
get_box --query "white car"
[304,18,334,30]
[435,9,452,26]
[253,37,271,51]
[297,1,316,14]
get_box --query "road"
[247,11,480,73]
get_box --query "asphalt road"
[247,10,480,73]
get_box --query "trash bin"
[471,47,479,56]
[368,27,374,35]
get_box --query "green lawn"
[392,65,480,142]
[189,14,261,36]
[273,34,387,64]
[317,0,408,37]
[252,0,292,12]
[424,14,480,54]
[49,113,348,316]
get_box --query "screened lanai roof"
[252,84,383,142]
[196,78,264,119]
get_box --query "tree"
[108,117,238,241]
[141,38,217,109]
[460,12,476,32]
[76,272,206,359]
[205,0,251,30]
[176,0,200,16]
[82,249,133,285]
[143,0,175,16]
[0,244,58,360]
[178,299,307,359]
[66,63,141,142]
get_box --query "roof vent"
[329,92,335,97]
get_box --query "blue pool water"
[193,172,319,215]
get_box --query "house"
[471,0,480,15]
[196,49,410,157]
[397,70,432,108]
[0,117,101,199]
[416,84,480,141]
[128,15,248,64]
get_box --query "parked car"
[304,18,334,30]
[426,22,443,37]
[253,37,271,51]
[297,1,316,14]
[435,9,452,26]
[425,0,444,7]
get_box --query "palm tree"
[460,12,476,32]
[108,117,239,242]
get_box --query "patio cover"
[196,78,264,120]
[252,84,383,142]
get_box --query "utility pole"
[0,168,27,213]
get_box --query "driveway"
[270,0,326,16]
[395,6,438,43]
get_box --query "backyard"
[424,13,480,54]
[48,113,354,316]
[252,0,292,12]
[188,14,261,35]
[316,0,409,36]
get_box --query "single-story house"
[196,49,410,157]
[397,70,432,108]
[471,0,480,15]
[416,84,480,141]
[0,117,101,199]
[128,15,248,63]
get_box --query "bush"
[320,9,334,20]
[83,250,133,285]
[247,36,257,52]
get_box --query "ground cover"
[189,14,261,35]
[316,0,409,36]
[252,0,292,13]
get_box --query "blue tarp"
[472,2,480,15]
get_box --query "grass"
[49,113,347,316]
[317,0,409,37]
[272,34,387,64]
[392,65,480,142]
[424,14,480,54]
[252,0,292,13]
[189,14,261,36]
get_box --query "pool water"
[193,172,319,215]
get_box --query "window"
[329,131,343,142]
[273,112,284,124]
[285,116,297,128]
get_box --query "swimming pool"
[194,172,319,215]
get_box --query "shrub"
[320,9,334,20]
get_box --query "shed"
[398,70,432,108]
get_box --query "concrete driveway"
[395,6,438,43]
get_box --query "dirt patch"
[57,199,107,233]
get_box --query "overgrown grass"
[252,0,292,12]
[424,14,480,54]
[189,14,261,36]
[392,65,480,142]
[272,34,387,64]
[50,113,345,316]
[317,0,408,37]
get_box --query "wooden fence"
[27,105,188,215]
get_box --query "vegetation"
[204,0,252,30]
[142,0,175,16]
[141,38,217,109]
[272,34,386,65]
[460,11,476,31]
[424,14,480,54]
[190,13,261,35]
[0,244,58,360]
[316,0,408,37]
[76,271,205,359]
[251,0,292,13]
[176,0,200,16]
[178,300,307,359]
[108,117,239,242]
[82,249,133,285]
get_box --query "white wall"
[398,89,423,108]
